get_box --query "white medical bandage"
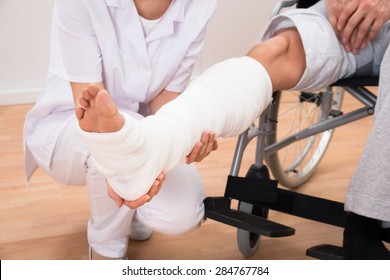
[79,57,273,200]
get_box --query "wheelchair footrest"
[306,244,344,260]
[204,197,294,238]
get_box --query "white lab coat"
[24,0,217,179]
[23,0,217,258]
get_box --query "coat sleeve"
[53,0,102,83]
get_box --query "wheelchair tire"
[265,87,344,189]
[237,202,269,257]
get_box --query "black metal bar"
[224,175,278,204]
[254,188,347,227]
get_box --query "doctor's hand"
[106,172,166,209]
[186,131,218,163]
[326,0,390,54]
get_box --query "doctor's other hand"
[106,172,166,209]
[186,131,218,164]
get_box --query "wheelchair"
[203,0,379,260]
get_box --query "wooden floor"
[0,93,381,260]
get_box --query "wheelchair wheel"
[265,87,344,189]
[237,202,269,257]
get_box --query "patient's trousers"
[345,45,390,221]
[263,0,390,221]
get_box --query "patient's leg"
[78,29,306,201]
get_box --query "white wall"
[0,0,54,105]
[194,0,280,72]
[0,0,280,105]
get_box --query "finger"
[334,29,342,42]
[328,14,338,31]
[105,179,124,207]
[197,131,211,156]
[340,6,364,44]
[352,17,375,50]
[124,194,151,209]
[185,142,203,164]
[361,37,369,50]
[148,179,162,198]
[196,133,217,162]
[145,172,166,199]
[212,140,218,151]
[337,0,359,31]
[156,171,166,183]
[352,34,368,54]
[342,15,363,46]
[351,26,370,54]
[341,31,352,52]
[367,19,383,42]
[204,132,216,154]
[350,28,358,49]
[107,187,124,208]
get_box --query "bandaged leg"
[79,57,272,200]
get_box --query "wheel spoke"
[266,88,344,188]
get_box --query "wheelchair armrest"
[331,76,379,87]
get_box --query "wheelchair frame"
[203,0,378,260]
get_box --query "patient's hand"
[326,0,390,54]
[106,172,166,209]
[326,0,349,34]
[186,131,218,163]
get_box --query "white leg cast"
[79,56,272,200]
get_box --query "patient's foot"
[343,212,390,259]
[77,84,125,133]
